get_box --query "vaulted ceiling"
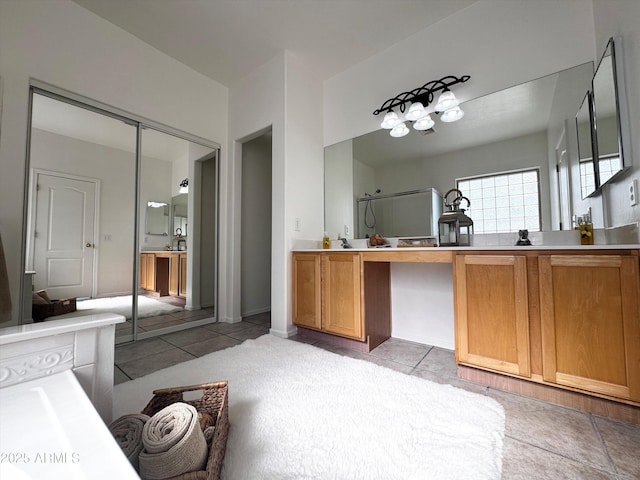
[72,0,478,86]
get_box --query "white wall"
[324,139,354,240]
[0,0,228,324]
[228,51,323,336]
[592,0,640,228]
[227,54,285,326]
[391,263,455,349]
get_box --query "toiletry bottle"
[322,232,330,249]
[580,223,594,245]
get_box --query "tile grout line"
[588,413,621,476]
[502,429,620,475]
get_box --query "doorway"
[241,131,272,320]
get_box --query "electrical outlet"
[630,179,638,207]
[294,218,301,232]
[345,224,350,236]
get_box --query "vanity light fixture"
[373,74,470,137]
[179,178,189,194]
[440,106,465,123]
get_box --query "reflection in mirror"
[171,193,188,237]
[576,91,597,198]
[27,91,137,339]
[145,201,169,235]
[325,63,594,238]
[356,189,442,238]
[25,89,220,345]
[592,37,628,187]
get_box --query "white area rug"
[114,335,505,479]
[56,295,182,320]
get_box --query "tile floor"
[114,312,271,383]
[115,296,220,342]
[114,315,640,480]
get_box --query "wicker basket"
[141,381,229,480]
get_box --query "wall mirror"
[145,201,169,235]
[575,91,597,198]
[171,193,188,237]
[325,62,594,239]
[591,37,630,187]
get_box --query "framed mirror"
[575,91,597,198]
[591,37,630,187]
[145,201,169,235]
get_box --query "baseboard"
[269,325,298,339]
[241,306,271,317]
[458,365,640,423]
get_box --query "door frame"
[27,168,100,299]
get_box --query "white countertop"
[0,370,139,479]
[0,314,125,346]
[293,244,640,252]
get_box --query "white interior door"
[33,172,97,299]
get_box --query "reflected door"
[33,173,97,298]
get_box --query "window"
[457,169,540,234]
[598,154,621,185]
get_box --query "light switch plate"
[630,179,638,207]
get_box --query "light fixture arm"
[373,75,470,116]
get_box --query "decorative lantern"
[438,189,474,247]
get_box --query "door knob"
[86,242,95,248]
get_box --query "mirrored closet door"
[25,87,219,344]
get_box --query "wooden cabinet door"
[539,255,640,401]
[322,253,364,340]
[140,253,148,289]
[140,253,156,291]
[455,254,531,377]
[292,253,322,330]
[169,254,179,296]
[179,253,187,298]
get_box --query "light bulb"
[380,111,401,129]
[389,122,410,137]
[413,114,435,130]
[405,102,427,121]
[435,90,459,112]
[440,106,464,123]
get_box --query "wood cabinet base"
[296,327,387,353]
[458,365,640,424]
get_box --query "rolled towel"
[139,402,208,480]
[109,413,150,471]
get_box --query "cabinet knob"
[86,242,95,248]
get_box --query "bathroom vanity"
[292,245,640,420]
[140,251,187,297]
